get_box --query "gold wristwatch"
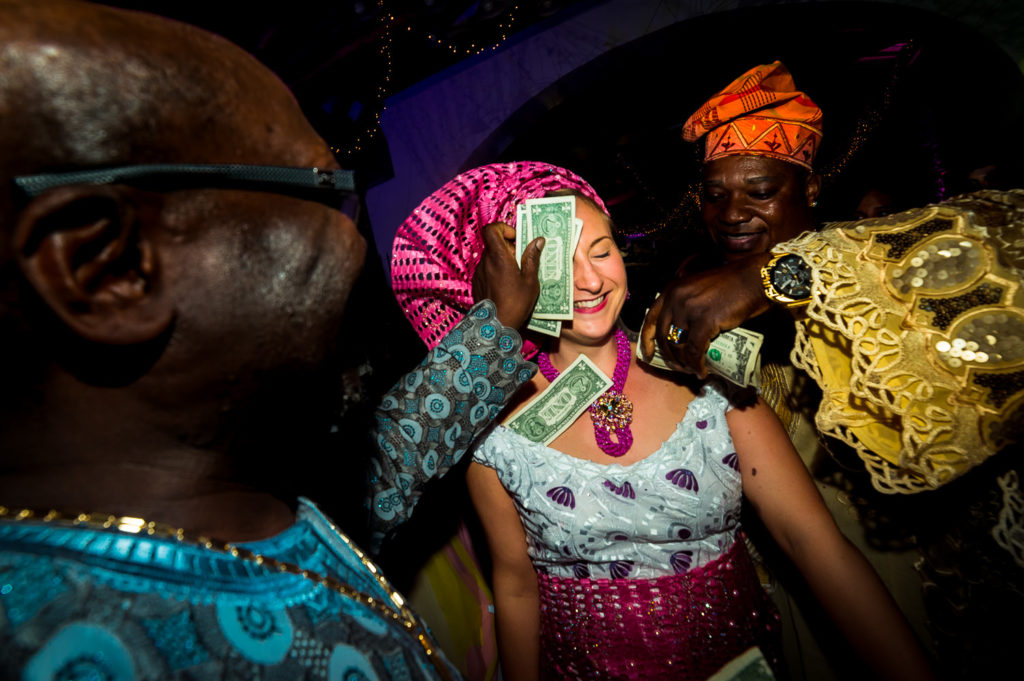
[760,252,812,307]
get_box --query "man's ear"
[805,172,822,207]
[13,185,173,345]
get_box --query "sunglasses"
[13,164,361,224]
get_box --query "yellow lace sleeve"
[782,189,1024,494]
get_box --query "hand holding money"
[514,196,583,337]
[639,253,773,378]
[472,222,545,329]
[637,305,764,388]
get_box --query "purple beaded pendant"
[590,390,633,456]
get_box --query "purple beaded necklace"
[536,328,634,457]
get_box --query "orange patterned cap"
[683,61,822,170]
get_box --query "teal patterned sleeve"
[366,300,537,552]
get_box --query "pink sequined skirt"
[537,540,781,681]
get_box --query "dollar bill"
[517,206,582,266]
[518,203,562,336]
[706,647,776,681]
[506,354,612,444]
[525,196,575,320]
[637,309,764,388]
[527,317,561,337]
[571,216,583,255]
[528,217,580,338]
[515,206,581,337]
[515,203,526,262]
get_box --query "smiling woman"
[390,160,936,681]
[553,196,627,347]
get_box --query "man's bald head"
[0,0,291,177]
[0,0,367,534]
[0,0,333,305]
[0,0,363,410]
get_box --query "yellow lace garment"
[784,189,1024,495]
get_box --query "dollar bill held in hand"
[515,203,526,263]
[516,205,581,337]
[518,203,560,337]
[637,312,764,388]
[525,218,580,338]
[525,196,575,320]
[517,204,581,259]
[705,647,776,681]
[506,354,612,445]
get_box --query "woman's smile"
[574,293,609,314]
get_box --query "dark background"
[92,5,1024,677]
[103,1,1024,321]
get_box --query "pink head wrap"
[391,161,607,354]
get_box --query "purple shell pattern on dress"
[666,468,699,491]
[609,560,634,579]
[722,452,740,471]
[546,486,576,509]
[602,479,636,499]
[670,550,694,574]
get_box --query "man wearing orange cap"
[650,60,1022,490]
[682,61,822,263]
[685,60,821,172]
[651,62,926,681]
[642,60,1023,680]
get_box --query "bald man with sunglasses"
[0,2,544,679]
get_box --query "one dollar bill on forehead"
[637,308,764,389]
[515,204,582,259]
[517,203,561,336]
[515,206,582,338]
[524,196,576,320]
[506,354,612,445]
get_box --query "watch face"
[770,254,812,299]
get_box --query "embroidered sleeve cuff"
[365,299,536,552]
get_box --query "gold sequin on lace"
[874,217,954,259]
[785,190,1024,494]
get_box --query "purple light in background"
[858,42,910,61]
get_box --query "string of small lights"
[332,1,393,160]
[615,182,702,240]
[332,2,520,161]
[420,4,520,57]
[615,146,704,240]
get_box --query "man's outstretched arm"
[366,224,543,553]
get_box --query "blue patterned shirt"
[0,300,535,680]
